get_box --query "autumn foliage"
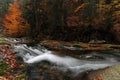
[4,1,29,37]
[0,45,25,79]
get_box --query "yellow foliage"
[112,0,120,9]
[112,0,120,26]
[98,0,112,15]
[113,11,120,17]
[3,1,29,37]
[74,3,88,13]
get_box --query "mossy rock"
[0,38,6,43]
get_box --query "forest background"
[0,0,120,43]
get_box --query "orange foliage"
[73,0,78,3]
[92,75,103,80]
[66,16,79,27]
[74,3,88,13]
[0,45,24,79]
[1,46,20,69]
[4,1,29,37]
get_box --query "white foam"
[14,44,120,74]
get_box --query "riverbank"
[0,38,120,51]
[0,44,27,80]
[40,40,120,51]
[0,39,120,80]
[82,65,120,80]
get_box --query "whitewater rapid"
[14,44,120,74]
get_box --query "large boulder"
[82,65,120,80]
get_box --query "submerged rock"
[26,65,40,80]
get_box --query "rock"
[82,65,120,80]
[26,65,40,80]
[0,76,6,80]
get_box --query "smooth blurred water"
[14,44,120,74]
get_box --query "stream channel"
[6,38,120,80]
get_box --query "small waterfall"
[14,44,120,74]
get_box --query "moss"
[0,38,6,43]
[0,61,8,75]
[104,44,112,48]
[19,73,27,78]
[15,73,28,80]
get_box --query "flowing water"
[6,38,120,79]
[14,44,120,75]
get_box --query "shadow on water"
[26,65,40,80]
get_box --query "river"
[5,38,120,79]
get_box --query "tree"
[112,0,120,28]
[23,0,48,39]
[21,0,120,42]
[111,0,120,42]
[24,0,68,40]
[3,1,29,37]
[0,0,13,18]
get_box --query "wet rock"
[26,65,40,80]
[81,65,120,80]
